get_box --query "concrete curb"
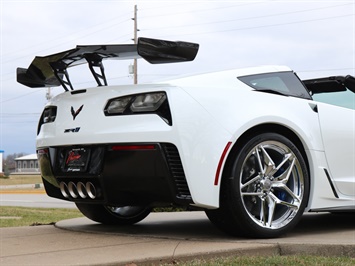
[1,212,354,265]
[126,243,355,266]
[54,213,355,265]
[119,244,280,266]
[279,243,355,257]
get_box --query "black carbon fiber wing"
[17,37,199,90]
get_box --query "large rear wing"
[17,37,199,91]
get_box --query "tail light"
[104,92,172,125]
[37,106,57,134]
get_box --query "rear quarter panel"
[169,76,326,208]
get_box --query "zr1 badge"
[64,127,80,133]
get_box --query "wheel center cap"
[261,179,272,192]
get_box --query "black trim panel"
[324,168,339,199]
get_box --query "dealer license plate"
[63,148,91,173]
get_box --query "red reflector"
[111,145,155,151]
[214,142,232,186]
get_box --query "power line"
[2,18,132,66]
[1,113,40,116]
[2,3,353,104]
[1,121,39,124]
[2,2,253,64]
[142,3,352,31]
[104,33,132,44]
[2,3,352,75]
[1,32,133,79]
[2,10,133,59]
[155,13,354,38]
[0,89,43,104]
[139,2,259,19]
[298,67,355,73]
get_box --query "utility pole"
[133,4,138,84]
[46,87,52,101]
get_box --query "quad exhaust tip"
[60,181,97,199]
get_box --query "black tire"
[75,203,151,225]
[206,133,309,238]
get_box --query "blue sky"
[0,0,354,155]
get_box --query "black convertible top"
[17,37,199,91]
[303,75,355,95]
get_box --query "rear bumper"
[38,143,192,207]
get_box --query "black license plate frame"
[62,147,91,173]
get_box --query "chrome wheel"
[206,133,309,238]
[240,140,304,229]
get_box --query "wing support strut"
[85,54,107,87]
[50,61,74,91]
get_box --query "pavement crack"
[172,241,181,262]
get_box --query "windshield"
[312,88,355,110]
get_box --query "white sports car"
[17,38,355,238]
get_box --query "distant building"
[0,150,4,176]
[14,154,40,174]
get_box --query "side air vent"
[162,144,191,201]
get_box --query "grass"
[0,174,42,186]
[161,255,355,266]
[0,206,83,227]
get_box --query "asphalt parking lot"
[1,211,354,265]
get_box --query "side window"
[246,76,288,92]
[312,89,355,110]
[238,72,312,99]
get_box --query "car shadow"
[57,211,355,241]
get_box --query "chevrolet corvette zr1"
[17,37,355,238]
